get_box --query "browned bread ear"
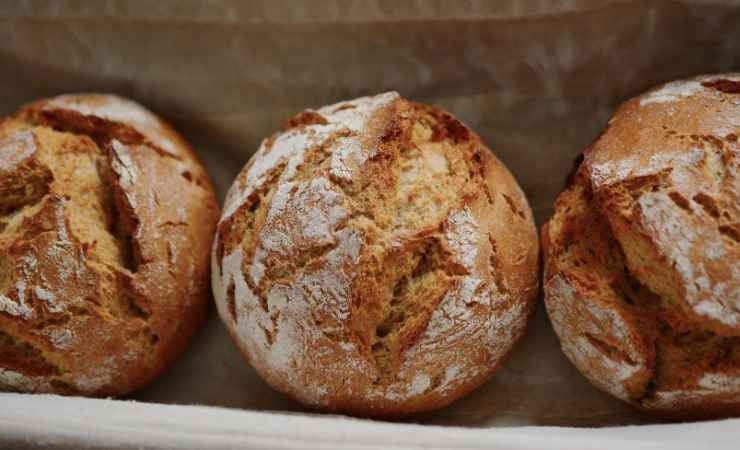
[0,94,218,396]
[543,74,740,419]
[212,92,539,417]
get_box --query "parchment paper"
[1,0,739,430]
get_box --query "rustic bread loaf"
[212,92,539,417]
[543,74,740,418]
[0,94,218,396]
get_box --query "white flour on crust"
[386,207,526,400]
[316,91,399,133]
[329,135,375,182]
[589,148,704,188]
[545,274,644,401]
[221,92,399,222]
[110,140,140,209]
[0,292,33,320]
[46,95,179,155]
[646,372,740,410]
[0,368,50,392]
[445,207,479,271]
[0,130,36,172]
[638,192,740,327]
[250,177,348,286]
[213,227,365,406]
[639,79,703,106]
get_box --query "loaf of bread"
[0,94,218,396]
[543,74,740,418]
[212,92,539,416]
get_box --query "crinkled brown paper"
[0,0,739,428]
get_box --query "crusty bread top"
[544,74,739,417]
[585,74,739,335]
[0,94,218,396]
[213,92,539,415]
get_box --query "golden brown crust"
[0,94,218,396]
[543,74,740,419]
[212,92,539,417]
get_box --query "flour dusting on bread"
[0,130,36,172]
[544,74,740,418]
[213,92,539,416]
[639,80,703,105]
[0,94,218,397]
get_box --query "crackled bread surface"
[543,74,740,418]
[0,94,218,396]
[212,92,539,416]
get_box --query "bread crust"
[212,92,539,417]
[0,94,218,396]
[543,74,740,418]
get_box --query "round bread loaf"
[0,94,218,396]
[543,74,740,418]
[212,92,539,416]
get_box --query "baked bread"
[0,94,218,396]
[212,92,539,417]
[543,74,740,418]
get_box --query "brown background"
[1,0,738,426]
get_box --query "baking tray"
[1,1,739,448]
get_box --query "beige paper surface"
[0,0,738,428]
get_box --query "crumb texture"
[212,92,539,416]
[0,94,218,396]
[544,74,740,418]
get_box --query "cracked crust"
[543,74,740,419]
[0,94,219,396]
[212,92,539,417]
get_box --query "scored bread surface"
[543,74,740,418]
[212,92,539,416]
[0,94,218,396]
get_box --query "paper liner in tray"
[0,0,738,438]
